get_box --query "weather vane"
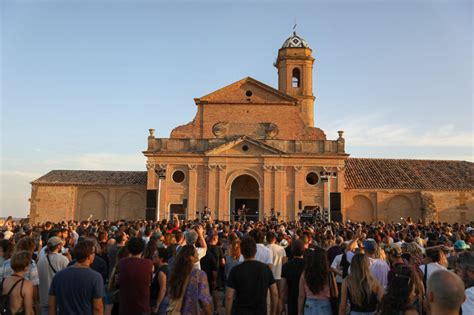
[293,18,297,33]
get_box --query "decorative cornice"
[217,164,227,171]
[187,164,197,170]
[263,165,273,172]
[293,166,303,172]
[207,164,218,171]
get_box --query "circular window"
[242,145,249,152]
[245,90,253,97]
[306,172,319,185]
[172,170,185,183]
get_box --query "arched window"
[292,68,300,88]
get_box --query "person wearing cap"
[387,244,408,285]
[37,236,69,315]
[363,238,390,289]
[183,224,207,269]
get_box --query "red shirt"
[118,257,153,314]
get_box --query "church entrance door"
[230,175,259,222]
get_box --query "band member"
[201,206,211,222]
[237,204,247,222]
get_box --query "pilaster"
[207,164,218,218]
[217,165,227,221]
[293,166,303,221]
[263,165,273,218]
[187,164,198,220]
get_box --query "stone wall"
[344,190,474,224]
[29,185,77,224]
[30,184,147,223]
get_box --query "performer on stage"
[237,203,248,222]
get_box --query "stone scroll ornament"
[212,121,230,137]
[263,123,279,138]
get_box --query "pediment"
[195,77,298,104]
[205,136,286,156]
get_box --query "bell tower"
[275,32,315,126]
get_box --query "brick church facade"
[29,33,473,224]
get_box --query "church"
[29,33,473,224]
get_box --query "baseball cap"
[466,227,474,234]
[454,240,470,251]
[387,244,402,257]
[47,236,63,247]
[184,230,198,245]
[363,238,377,253]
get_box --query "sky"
[0,0,472,218]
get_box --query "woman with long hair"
[167,245,212,315]
[339,253,383,315]
[224,235,241,280]
[378,265,419,315]
[298,247,337,315]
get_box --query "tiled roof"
[32,170,147,186]
[345,158,474,191]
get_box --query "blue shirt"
[49,266,104,315]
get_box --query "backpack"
[0,277,24,315]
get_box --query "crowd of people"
[0,214,473,315]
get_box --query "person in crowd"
[226,236,277,315]
[454,251,474,314]
[363,239,390,289]
[267,231,287,294]
[339,253,384,315]
[168,245,213,315]
[48,240,104,315]
[107,246,130,315]
[150,247,170,315]
[298,247,336,315]
[0,239,13,267]
[426,269,465,315]
[1,251,34,315]
[37,236,69,315]
[378,265,420,315]
[183,225,207,269]
[280,239,305,315]
[386,244,407,284]
[224,235,241,280]
[118,237,153,315]
[207,232,225,305]
[241,229,272,269]
[107,231,128,277]
[200,239,218,313]
[419,247,446,285]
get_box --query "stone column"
[207,165,218,218]
[274,166,284,218]
[187,164,198,220]
[263,165,273,219]
[293,166,303,221]
[217,165,227,221]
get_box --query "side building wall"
[344,189,474,224]
[30,184,147,223]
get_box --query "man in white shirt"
[37,236,70,315]
[364,239,390,288]
[266,232,287,285]
[240,229,272,268]
[455,251,474,314]
[419,248,447,283]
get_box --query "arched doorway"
[230,175,259,221]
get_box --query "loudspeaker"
[298,200,302,210]
[145,190,157,220]
[147,190,157,208]
[183,198,188,209]
[330,193,341,212]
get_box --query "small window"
[172,170,185,183]
[245,90,253,97]
[292,68,300,88]
[242,145,249,152]
[306,172,319,185]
